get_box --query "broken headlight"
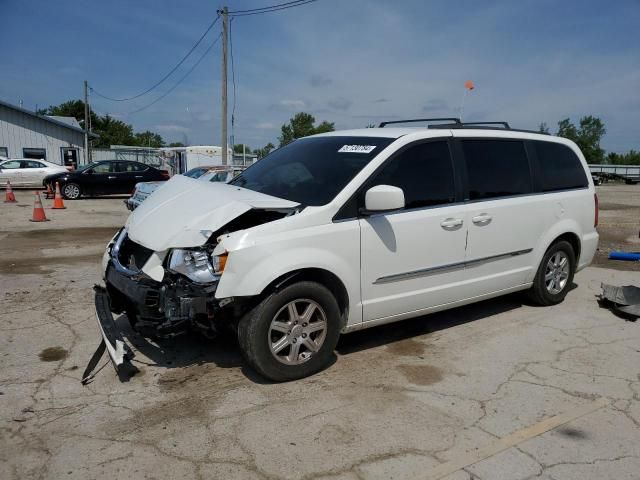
[168,248,218,284]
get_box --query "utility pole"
[83,80,90,165]
[221,6,229,165]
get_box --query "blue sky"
[1,0,638,152]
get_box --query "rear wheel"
[528,240,576,306]
[62,182,81,200]
[238,281,341,381]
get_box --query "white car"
[93,119,599,382]
[125,166,236,211]
[0,158,69,188]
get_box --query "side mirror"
[84,169,93,174]
[361,185,405,215]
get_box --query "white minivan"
[93,119,599,381]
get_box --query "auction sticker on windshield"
[338,145,377,154]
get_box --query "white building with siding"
[0,99,96,167]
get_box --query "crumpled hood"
[126,175,299,251]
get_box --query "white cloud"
[255,122,277,129]
[279,99,306,110]
[327,97,352,111]
[310,74,332,87]
[154,124,190,133]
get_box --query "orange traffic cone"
[45,183,54,199]
[4,181,17,203]
[30,192,49,222]
[52,182,66,209]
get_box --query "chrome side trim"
[373,248,533,285]
[465,248,533,268]
[373,260,465,284]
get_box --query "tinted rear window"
[462,140,532,200]
[533,141,588,191]
[230,136,395,205]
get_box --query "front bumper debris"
[81,285,135,384]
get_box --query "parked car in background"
[95,119,599,381]
[43,160,169,199]
[125,165,236,211]
[0,158,69,188]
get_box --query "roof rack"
[429,122,548,135]
[378,118,461,128]
[456,121,511,128]
[377,118,549,135]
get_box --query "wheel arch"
[527,221,583,284]
[551,232,581,268]
[261,268,350,329]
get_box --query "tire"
[238,281,341,381]
[527,240,576,306]
[62,182,81,200]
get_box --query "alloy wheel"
[545,251,570,295]
[63,184,80,199]
[268,299,327,365]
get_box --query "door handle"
[440,218,464,229]
[472,213,492,225]
[108,176,117,179]
[135,175,143,178]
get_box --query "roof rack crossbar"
[457,121,511,128]
[378,117,461,128]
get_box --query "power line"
[91,14,220,102]
[229,0,318,17]
[125,31,223,115]
[228,0,311,14]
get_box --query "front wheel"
[527,240,576,306]
[62,182,81,200]
[238,281,341,381]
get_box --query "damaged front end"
[89,204,296,379]
[106,229,231,340]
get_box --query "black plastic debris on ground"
[598,283,640,321]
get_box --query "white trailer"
[160,146,234,175]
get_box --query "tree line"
[236,112,334,158]
[38,99,638,165]
[539,116,639,165]
[37,100,184,148]
[254,113,638,165]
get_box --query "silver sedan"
[0,159,69,188]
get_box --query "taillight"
[594,193,599,228]
[160,170,170,179]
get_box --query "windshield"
[206,171,230,182]
[183,167,207,178]
[229,136,395,205]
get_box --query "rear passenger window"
[92,163,115,173]
[366,141,455,209]
[533,141,588,191]
[119,162,147,172]
[24,161,45,168]
[462,140,532,200]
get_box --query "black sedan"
[43,160,169,199]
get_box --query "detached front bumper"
[93,285,134,371]
[87,229,234,380]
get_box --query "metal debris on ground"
[598,283,640,320]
